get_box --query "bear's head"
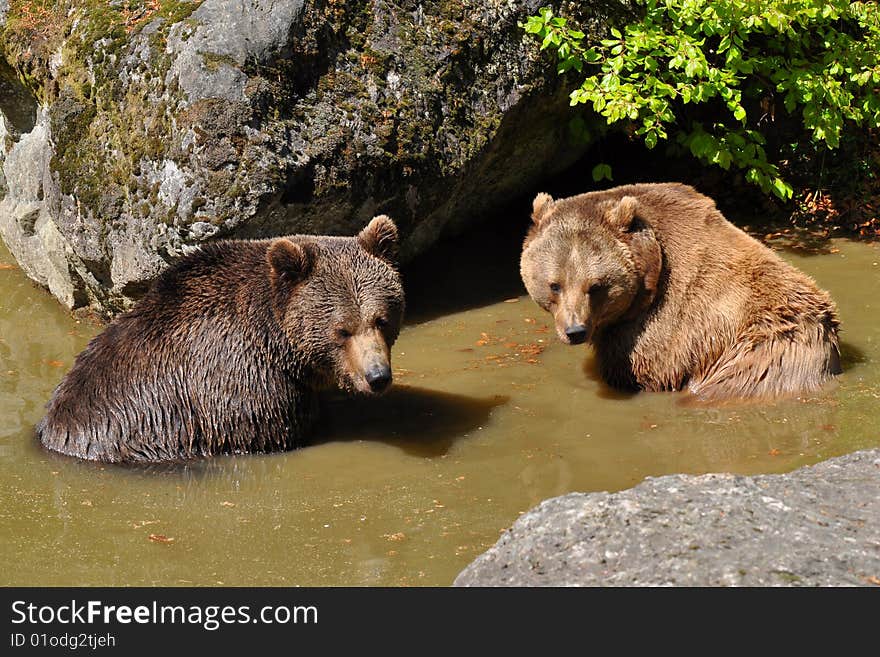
[267,215,405,395]
[520,191,662,345]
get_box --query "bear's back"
[37,240,303,462]
[591,183,840,398]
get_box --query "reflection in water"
[0,239,878,586]
[0,256,98,441]
[580,353,638,400]
[631,395,842,470]
[839,340,868,366]
[315,386,509,457]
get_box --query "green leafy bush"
[522,1,880,198]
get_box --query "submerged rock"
[455,449,880,586]
[0,0,632,314]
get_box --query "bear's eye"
[375,317,388,329]
[549,282,562,294]
[588,283,606,296]
[336,328,352,340]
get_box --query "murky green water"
[1,235,878,586]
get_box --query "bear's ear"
[608,195,642,233]
[531,192,555,226]
[267,239,313,286]
[628,228,662,307]
[358,214,399,264]
[622,218,663,319]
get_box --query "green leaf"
[771,177,793,199]
[591,163,613,182]
[520,1,879,203]
[582,48,601,64]
[715,149,732,170]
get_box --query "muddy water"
[1,236,878,586]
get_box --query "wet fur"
[37,219,404,462]
[521,183,841,400]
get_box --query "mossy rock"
[0,0,633,315]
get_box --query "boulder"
[455,449,880,586]
[0,0,632,314]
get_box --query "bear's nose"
[365,365,392,392]
[565,324,588,345]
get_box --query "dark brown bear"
[520,183,841,400]
[37,215,404,462]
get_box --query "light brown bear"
[37,215,404,462]
[520,183,841,400]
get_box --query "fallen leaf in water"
[148,534,174,544]
[387,550,398,556]
[517,344,545,358]
[820,424,836,431]
[475,339,488,346]
[769,448,782,456]
[81,500,93,507]
[524,318,536,324]
[45,360,65,368]
[385,532,406,542]
[220,501,236,507]
[0,263,16,270]
[503,298,519,303]
[504,342,518,348]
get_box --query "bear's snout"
[365,364,392,393]
[564,324,589,345]
[555,313,593,346]
[343,331,394,395]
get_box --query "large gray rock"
[0,108,84,307]
[0,1,632,314]
[455,449,880,586]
